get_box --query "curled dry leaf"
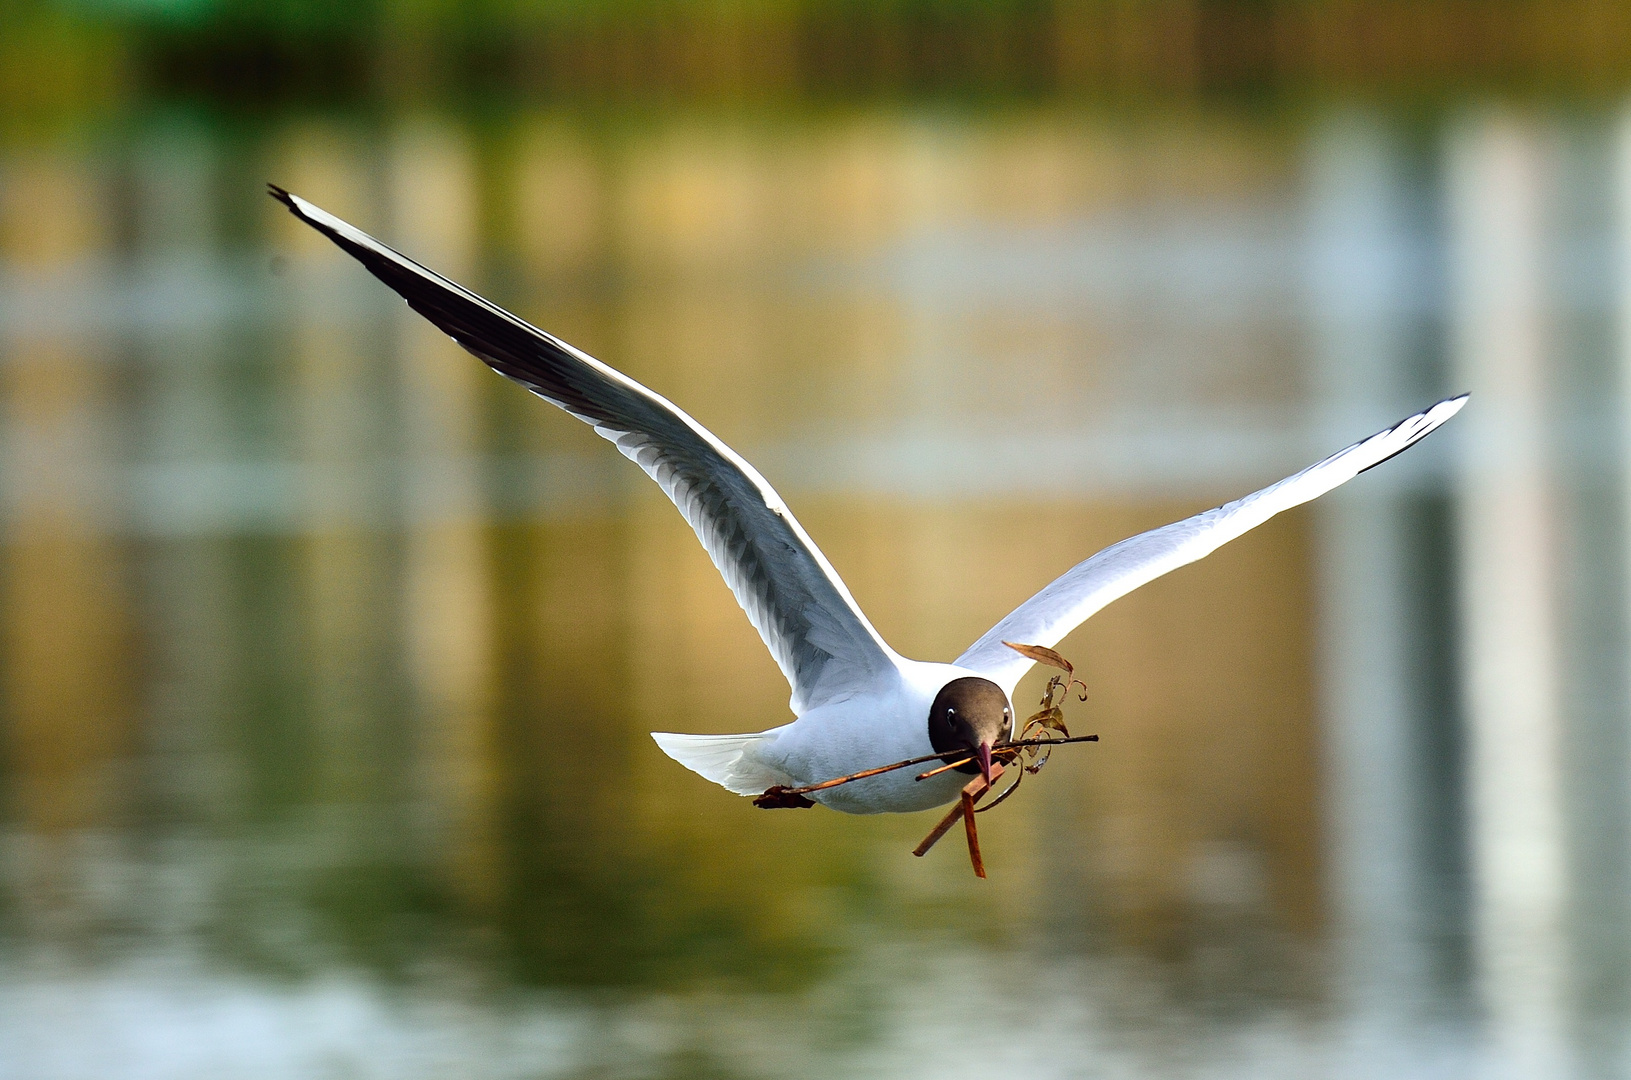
[1025,707,1069,737]
[1002,641,1073,676]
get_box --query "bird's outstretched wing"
[269,185,902,713]
[956,395,1467,695]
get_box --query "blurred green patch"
[5,0,1631,124]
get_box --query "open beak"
[976,741,993,786]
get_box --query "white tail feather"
[650,730,792,796]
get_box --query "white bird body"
[652,660,988,813]
[723,660,992,815]
[270,185,1468,820]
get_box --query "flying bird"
[269,185,1466,817]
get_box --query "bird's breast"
[759,687,969,815]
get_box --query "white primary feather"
[957,395,1468,696]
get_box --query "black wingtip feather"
[1354,393,1469,475]
[263,185,632,429]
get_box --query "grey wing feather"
[956,395,1468,694]
[269,186,902,713]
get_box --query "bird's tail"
[650,730,791,796]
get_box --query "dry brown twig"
[753,642,1099,878]
[911,765,1003,868]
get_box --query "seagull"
[269,185,1467,817]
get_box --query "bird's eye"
[946,708,955,719]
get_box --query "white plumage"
[270,185,1467,816]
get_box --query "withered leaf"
[1003,641,1073,676]
[1021,706,1070,739]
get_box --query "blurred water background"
[3,3,1631,1077]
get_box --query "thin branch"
[914,756,973,781]
[773,734,1099,797]
[962,787,986,877]
[913,767,1001,857]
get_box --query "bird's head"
[927,677,1013,785]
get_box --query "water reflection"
[0,107,1625,1077]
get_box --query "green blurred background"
[1,3,1628,1078]
[12,0,1631,121]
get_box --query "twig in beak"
[912,763,1004,861]
[771,753,949,796]
[974,762,1025,812]
[962,787,986,877]
[911,735,1098,783]
[914,756,973,781]
[912,802,964,857]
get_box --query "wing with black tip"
[956,396,1467,695]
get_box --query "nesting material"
[759,642,1099,877]
[910,764,1005,876]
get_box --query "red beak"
[977,741,993,786]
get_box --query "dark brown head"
[927,677,1013,785]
